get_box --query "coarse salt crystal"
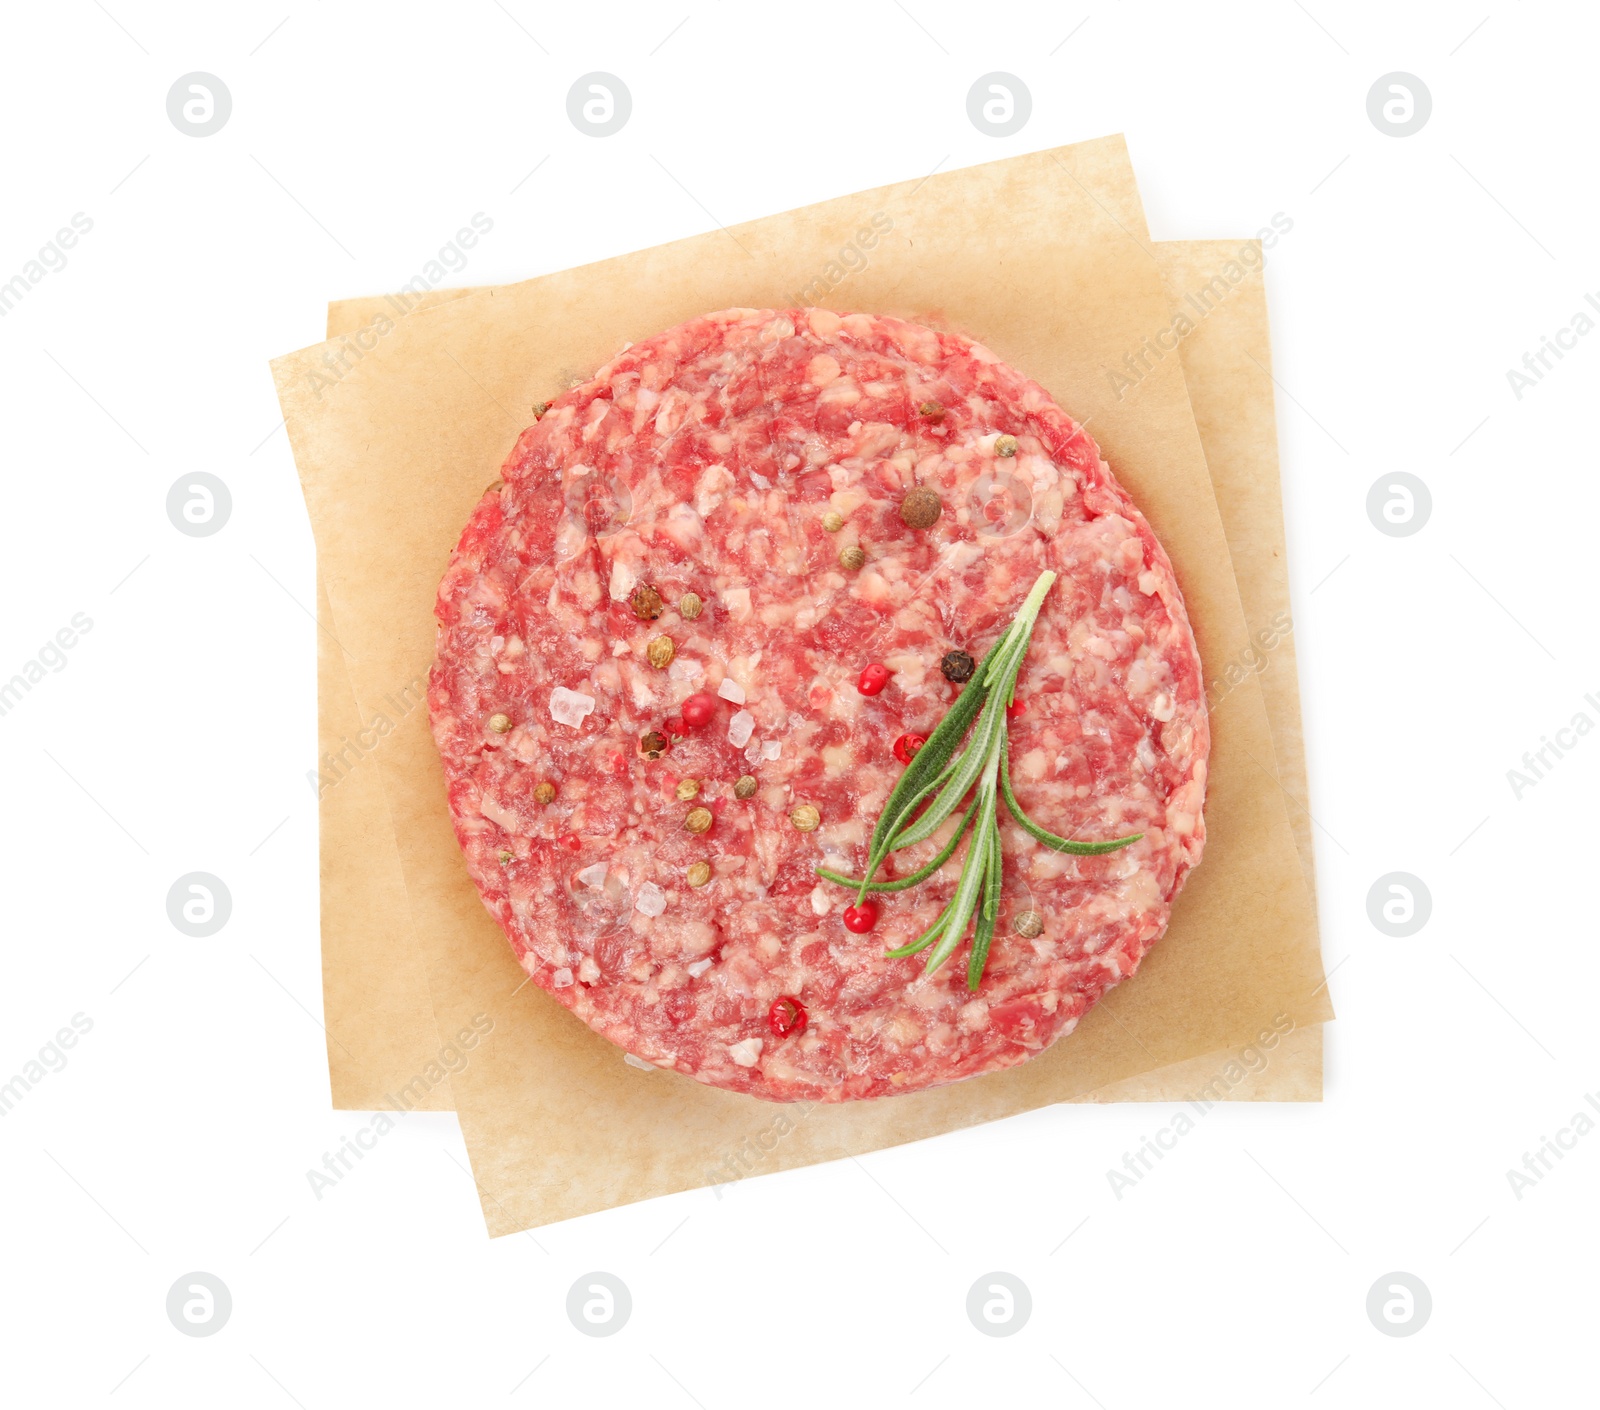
[727,1037,764,1068]
[717,677,746,705]
[549,686,596,728]
[634,881,666,918]
[577,863,608,889]
[760,739,781,761]
[550,967,574,988]
[743,739,763,764]
[727,709,755,748]
[608,558,638,602]
[686,958,713,978]
[623,1052,655,1071]
[668,656,705,683]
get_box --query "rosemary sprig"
[844,630,1014,900]
[818,569,1144,990]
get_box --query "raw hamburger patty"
[430,308,1209,1103]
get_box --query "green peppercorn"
[1013,910,1044,939]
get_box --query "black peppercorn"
[940,649,976,683]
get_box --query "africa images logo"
[0,214,93,318]
[0,613,94,718]
[1504,292,1600,401]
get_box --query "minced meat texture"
[430,308,1208,1102]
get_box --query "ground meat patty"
[430,308,1209,1103]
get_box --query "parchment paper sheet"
[1087,241,1320,1104]
[1155,244,1315,907]
[317,240,1320,1111]
[280,135,1331,1233]
[315,575,450,1111]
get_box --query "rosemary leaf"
[981,571,1056,689]
[999,733,1144,856]
[817,803,975,893]
[885,690,1006,852]
[884,905,951,959]
[923,763,1000,975]
[853,758,957,904]
[967,811,1004,990]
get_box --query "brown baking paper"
[279,135,1330,1233]
[1087,240,1321,1103]
[315,572,451,1111]
[1155,244,1316,906]
[316,235,1322,1111]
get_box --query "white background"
[1,2,1595,1405]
